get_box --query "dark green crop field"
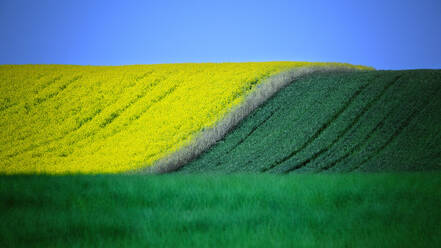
[179,70,441,173]
[1,173,441,248]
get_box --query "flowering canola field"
[0,62,368,174]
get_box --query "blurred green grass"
[1,173,441,247]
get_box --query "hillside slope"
[0,62,367,174]
[179,70,441,173]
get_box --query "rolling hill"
[179,70,441,173]
[2,65,441,248]
[0,62,367,174]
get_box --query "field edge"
[135,65,372,174]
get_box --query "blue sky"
[1,0,440,69]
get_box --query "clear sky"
[1,0,440,69]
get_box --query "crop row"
[0,62,368,174]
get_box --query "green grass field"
[1,69,440,247]
[179,70,441,173]
[1,173,441,248]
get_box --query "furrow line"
[281,75,402,173]
[225,108,279,154]
[349,86,441,172]
[4,73,158,157]
[33,75,63,94]
[0,102,18,113]
[5,81,180,159]
[211,108,280,168]
[262,83,369,172]
[32,75,83,106]
[316,108,392,172]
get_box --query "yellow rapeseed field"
[0,62,370,174]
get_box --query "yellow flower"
[0,62,372,174]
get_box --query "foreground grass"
[1,173,441,247]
